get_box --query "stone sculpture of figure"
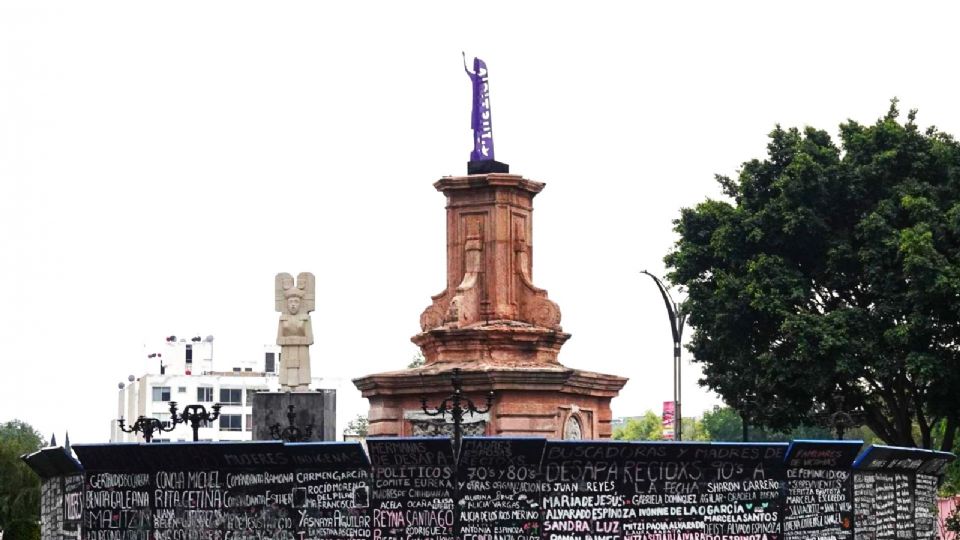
[275,272,315,392]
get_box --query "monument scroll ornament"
[275,272,315,392]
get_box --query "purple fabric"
[465,55,494,161]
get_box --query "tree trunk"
[917,413,932,449]
[863,404,896,444]
[941,416,958,453]
[888,385,917,447]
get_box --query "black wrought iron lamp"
[270,405,313,442]
[821,392,863,440]
[168,401,222,442]
[420,368,494,458]
[117,415,176,443]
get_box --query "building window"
[219,388,242,405]
[151,439,170,443]
[177,386,187,393]
[152,386,171,402]
[197,386,213,402]
[219,415,242,431]
[155,412,172,426]
[245,414,253,432]
[265,352,275,373]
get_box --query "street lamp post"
[168,401,222,442]
[740,393,756,442]
[641,271,687,441]
[822,392,863,440]
[117,415,176,443]
[420,368,494,459]
[270,405,314,442]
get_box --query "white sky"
[3,1,960,444]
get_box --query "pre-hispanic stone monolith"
[275,272,315,392]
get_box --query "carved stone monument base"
[404,410,489,437]
[355,170,626,439]
[354,364,625,439]
[251,390,336,441]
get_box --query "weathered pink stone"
[353,173,626,439]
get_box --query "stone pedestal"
[355,363,625,439]
[354,172,627,439]
[252,390,336,441]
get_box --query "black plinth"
[467,160,510,174]
[252,390,336,441]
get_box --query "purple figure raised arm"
[464,52,495,162]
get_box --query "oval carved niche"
[563,414,583,440]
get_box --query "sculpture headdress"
[275,272,316,313]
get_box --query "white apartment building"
[111,337,348,442]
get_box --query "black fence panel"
[23,438,956,540]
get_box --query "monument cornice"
[434,173,545,196]
[411,322,571,366]
[353,364,626,399]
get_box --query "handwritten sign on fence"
[21,439,956,540]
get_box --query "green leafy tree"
[612,411,664,441]
[681,417,710,441]
[941,460,960,497]
[701,406,746,441]
[667,101,960,450]
[701,405,843,442]
[933,419,959,496]
[0,420,44,540]
[344,415,369,439]
[783,422,859,442]
[614,412,708,441]
[947,506,960,534]
[407,351,425,369]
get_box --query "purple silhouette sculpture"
[464,53,495,162]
